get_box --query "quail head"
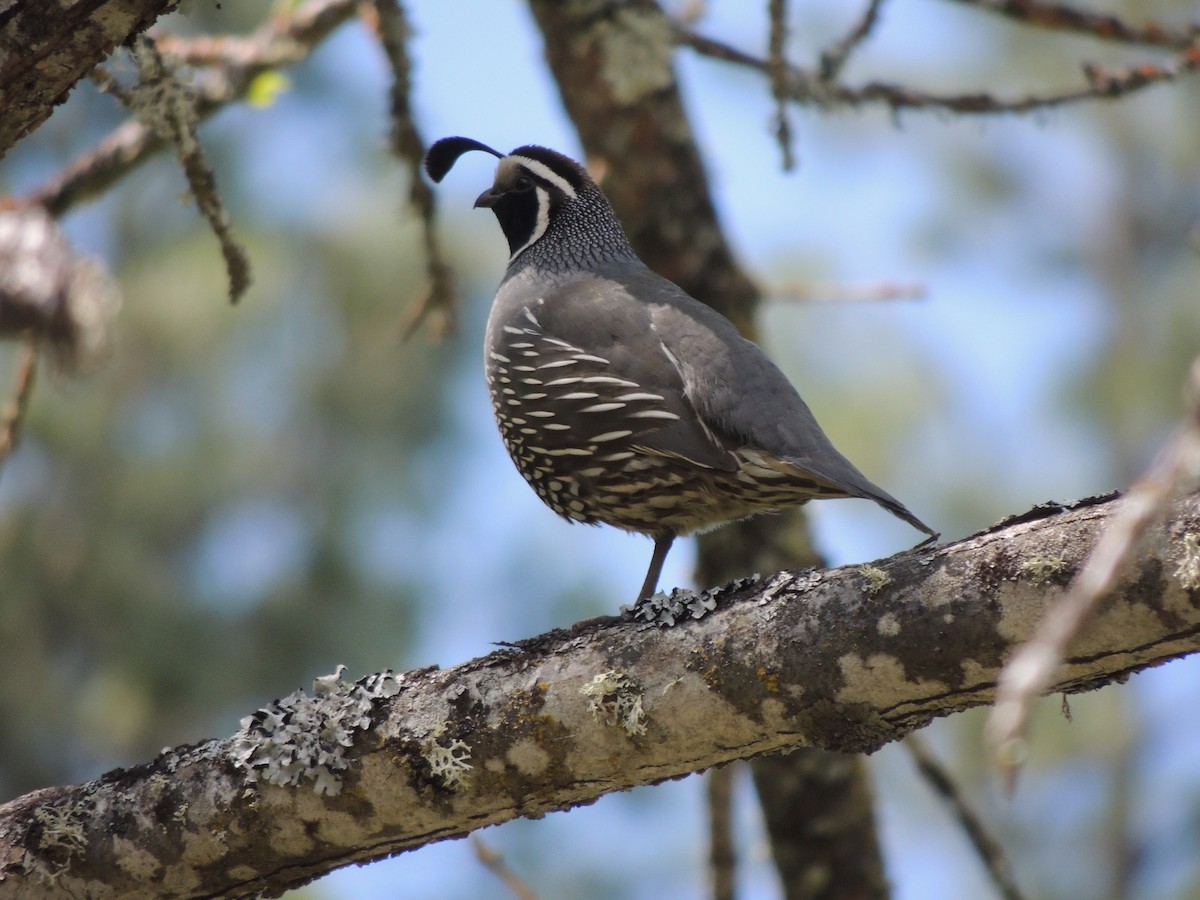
[426,137,937,603]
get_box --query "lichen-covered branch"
[0,0,179,159]
[28,0,361,218]
[0,205,120,367]
[366,0,459,340]
[95,36,252,304]
[1,491,1198,898]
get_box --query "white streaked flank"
[580,402,626,414]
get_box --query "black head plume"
[425,137,505,183]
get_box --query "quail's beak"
[474,189,499,209]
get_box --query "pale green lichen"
[423,738,473,790]
[581,671,646,737]
[859,564,891,596]
[1018,553,1069,582]
[1176,533,1200,589]
[232,667,405,796]
[28,794,92,880]
[592,8,674,104]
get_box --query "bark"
[0,0,179,159]
[1,492,1198,898]
[699,516,890,899]
[526,0,759,330]
[751,753,888,900]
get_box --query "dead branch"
[364,0,458,340]
[0,337,39,474]
[905,733,1026,900]
[948,0,1199,51]
[94,36,252,303]
[819,0,888,80]
[674,26,1200,116]
[988,358,1200,785]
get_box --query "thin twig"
[767,0,795,171]
[365,0,458,340]
[905,733,1027,900]
[948,0,1200,51]
[108,35,252,304]
[707,765,736,900]
[819,0,887,81]
[0,335,39,474]
[675,27,1200,115]
[28,0,360,219]
[988,357,1200,789]
[471,836,538,900]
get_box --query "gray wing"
[491,272,739,473]
[602,265,937,537]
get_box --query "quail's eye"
[514,175,534,191]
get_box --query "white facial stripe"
[508,186,551,261]
[508,155,579,199]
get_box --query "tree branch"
[0,204,120,367]
[988,358,1200,783]
[674,25,1200,116]
[0,335,38,474]
[1,491,1197,898]
[904,733,1026,900]
[365,0,459,340]
[0,0,179,159]
[948,0,1200,51]
[27,0,360,218]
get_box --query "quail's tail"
[860,488,939,545]
[778,449,939,545]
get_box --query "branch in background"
[472,837,538,900]
[0,204,120,368]
[27,0,360,219]
[1,492,1197,896]
[707,766,736,900]
[949,0,1200,51]
[674,27,1200,116]
[905,733,1027,900]
[988,358,1200,788]
[819,0,887,80]
[767,0,795,171]
[94,36,251,304]
[364,0,459,340]
[0,336,39,475]
[749,751,889,898]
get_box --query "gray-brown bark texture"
[1,492,1198,898]
[0,0,178,159]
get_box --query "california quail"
[426,137,937,602]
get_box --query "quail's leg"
[637,534,676,602]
